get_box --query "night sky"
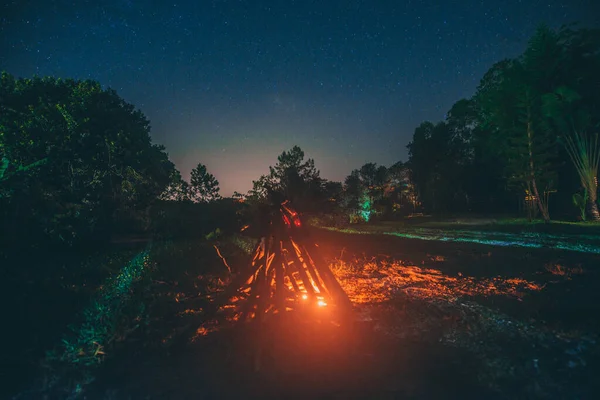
[1,1,598,196]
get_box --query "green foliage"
[404,24,600,220]
[55,247,152,364]
[474,48,558,194]
[304,213,348,228]
[358,191,372,222]
[42,245,156,396]
[0,72,174,246]
[205,227,222,240]
[542,84,600,219]
[230,234,256,255]
[339,160,416,221]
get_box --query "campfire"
[207,200,353,326]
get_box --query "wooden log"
[254,256,272,323]
[201,239,267,311]
[290,238,330,298]
[301,241,354,315]
[238,261,266,322]
[281,255,301,294]
[272,244,286,312]
[281,247,314,310]
[283,238,318,300]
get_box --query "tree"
[542,86,600,220]
[0,72,174,245]
[539,26,600,220]
[247,174,276,202]
[322,180,343,200]
[341,169,362,210]
[340,169,372,222]
[406,122,434,209]
[359,163,388,214]
[407,121,469,212]
[403,24,599,219]
[189,163,220,202]
[249,145,323,211]
[159,169,190,202]
[319,180,343,213]
[269,145,321,203]
[339,162,391,221]
[473,27,562,222]
[382,161,419,214]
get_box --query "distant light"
[301,294,308,300]
[317,300,327,307]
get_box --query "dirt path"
[87,228,600,399]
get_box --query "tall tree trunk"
[526,114,550,222]
[588,182,600,221]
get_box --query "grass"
[318,225,600,254]
[418,217,600,234]
[308,214,600,254]
[2,243,150,399]
[35,244,157,398]
[11,214,599,398]
[11,233,252,399]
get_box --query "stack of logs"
[212,200,353,324]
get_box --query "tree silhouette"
[189,163,220,203]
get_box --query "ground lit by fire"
[323,249,598,396]
[92,230,600,399]
[332,257,545,305]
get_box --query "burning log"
[203,199,354,326]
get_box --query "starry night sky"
[1,1,598,196]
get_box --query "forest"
[2,24,600,399]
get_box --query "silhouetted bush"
[151,198,242,239]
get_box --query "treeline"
[406,24,600,221]
[243,24,600,224]
[0,73,175,249]
[237,145,416,224]
[3,22,598,254]
[0,72,237,253]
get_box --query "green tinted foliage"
[403,25,600,217]
[0,72,174,245]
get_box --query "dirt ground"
[86,227,600,399]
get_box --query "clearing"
[77,223,600,399]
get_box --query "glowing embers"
[331,258,544,306]
[194,319,221,339]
